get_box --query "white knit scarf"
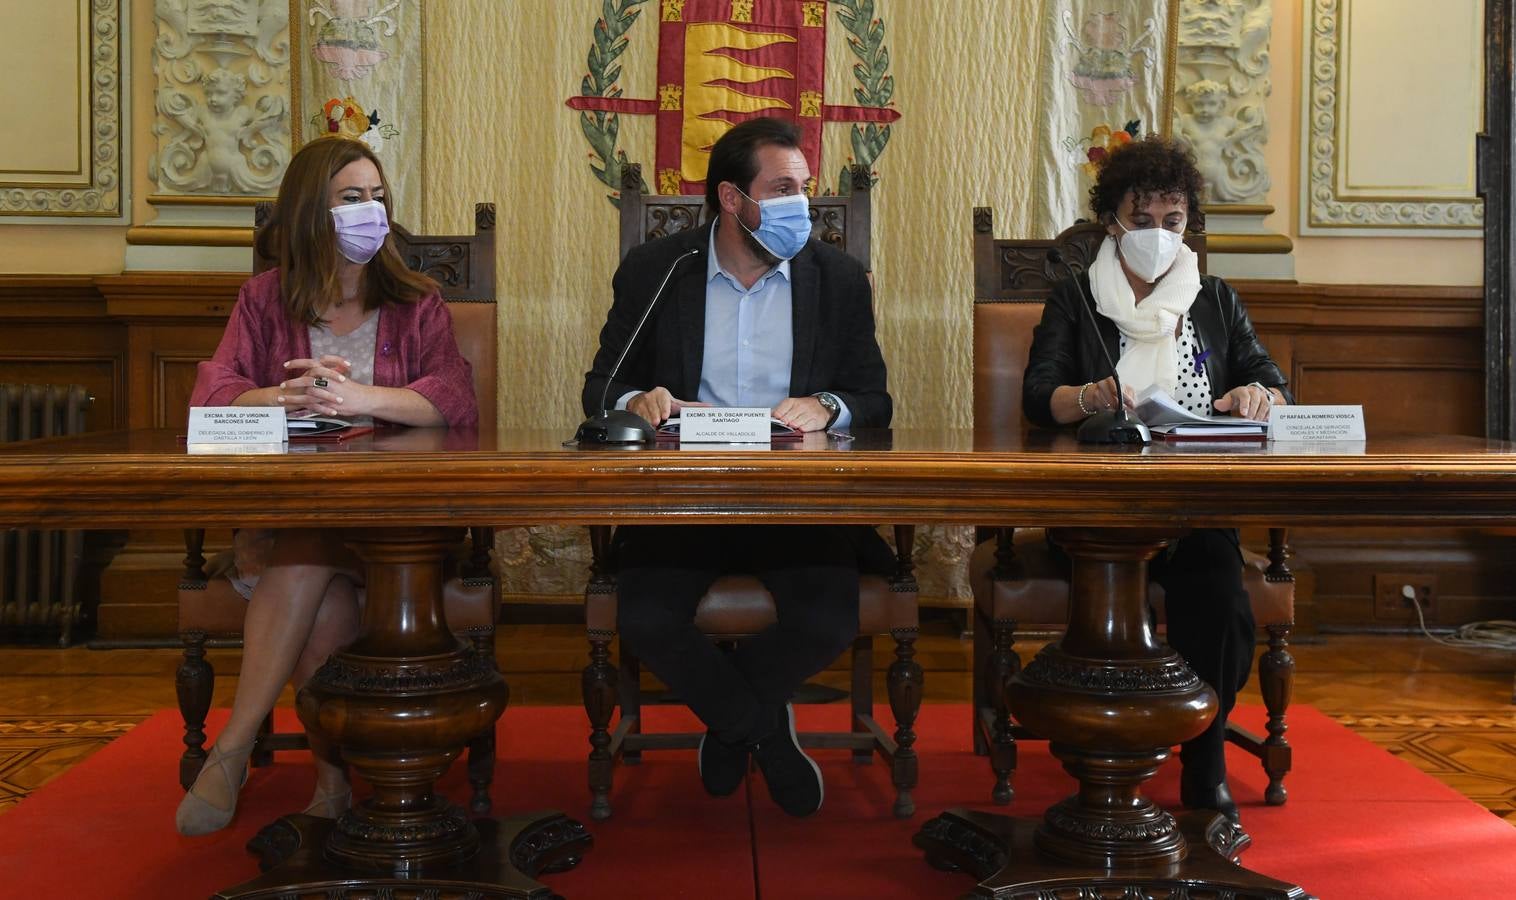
[1088,235,1202,396]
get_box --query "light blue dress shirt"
[699,226,793,409]
[619,225,851,429]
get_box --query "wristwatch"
[813,391,842,427]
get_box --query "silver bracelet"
[1076,382,1096,417]
[1248,381,1276,405]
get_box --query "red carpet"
[1,703,1513,898]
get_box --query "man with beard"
[581,117,892,818]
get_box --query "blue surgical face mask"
[734,187,811,261]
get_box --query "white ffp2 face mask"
[1114,218,1183,283]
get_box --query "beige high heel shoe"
[301,785,352,819]
[175,742,253,836]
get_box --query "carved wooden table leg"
[214,527,592,900]
[916,527,1310,899]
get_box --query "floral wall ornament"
[308,0,400,82]
[314,96,398,153]
[149,0,291,196]
[1063,10,1160,107]
[1075,120,1140,179]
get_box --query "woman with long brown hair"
[177,138,477,835]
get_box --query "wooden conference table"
[5,427,1516,899]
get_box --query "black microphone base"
[575,409,657,444]
[1077,411,1152,445]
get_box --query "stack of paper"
[1135,386,1267,437]
[287,414,354,436]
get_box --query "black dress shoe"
[751,704,823,817]
[1181,773,1241,825]
[698,729,749,797]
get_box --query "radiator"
[0,384,93,646]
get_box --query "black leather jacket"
[1023,272,1290,428]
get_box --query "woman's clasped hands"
[276,354,361,417]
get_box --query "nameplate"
[187,406,286,450]
[676,407,774,443]
[1268,405,1366,442]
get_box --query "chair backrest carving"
[617,163,873,269]
[972,210,1205,436]
[252,201,498,435]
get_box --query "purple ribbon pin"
[1192,349,1211,374]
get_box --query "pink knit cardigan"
[190,269,478,428]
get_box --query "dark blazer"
[1023,272,1290,428]
[582,222,892,428]
[584,221,895,575]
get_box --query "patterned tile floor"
[0,628,1511,825]
[0,715,143,814]
[1330,708,1516,826]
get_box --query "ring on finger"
[313,376,329,389]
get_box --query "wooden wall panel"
[125,326,226,429]
[1294,529,1516,632]
[0,281,125,431]
[1238,280,1502,629]
[1240,280,1485,437]
[98,273,244,431]
[157,355,207,430]
[0,275,242,640]
[0,357,121,431]
[1294,365,1484,437]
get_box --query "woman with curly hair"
[1022,135,1290,825]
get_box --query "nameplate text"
[188,406,287,450]
[677,407,774,443]
[1268,405,1366,442]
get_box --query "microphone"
[575,246,702,444]
[1047,247,1151,445]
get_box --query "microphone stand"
[575,246,702,444]
[1048,247,1151,445]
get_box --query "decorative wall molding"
[1173,0,1272,204]
[0,0,128,221]
[148,0,291,197]
[1301,0,1483,233]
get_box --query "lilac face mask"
[331,199,389,264]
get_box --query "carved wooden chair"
[581,163,922,821]
[968,212,1296,807]
[176,202,502,813]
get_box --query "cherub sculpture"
[1177,79,1268,202]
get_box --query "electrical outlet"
[1373,573,1437,620]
